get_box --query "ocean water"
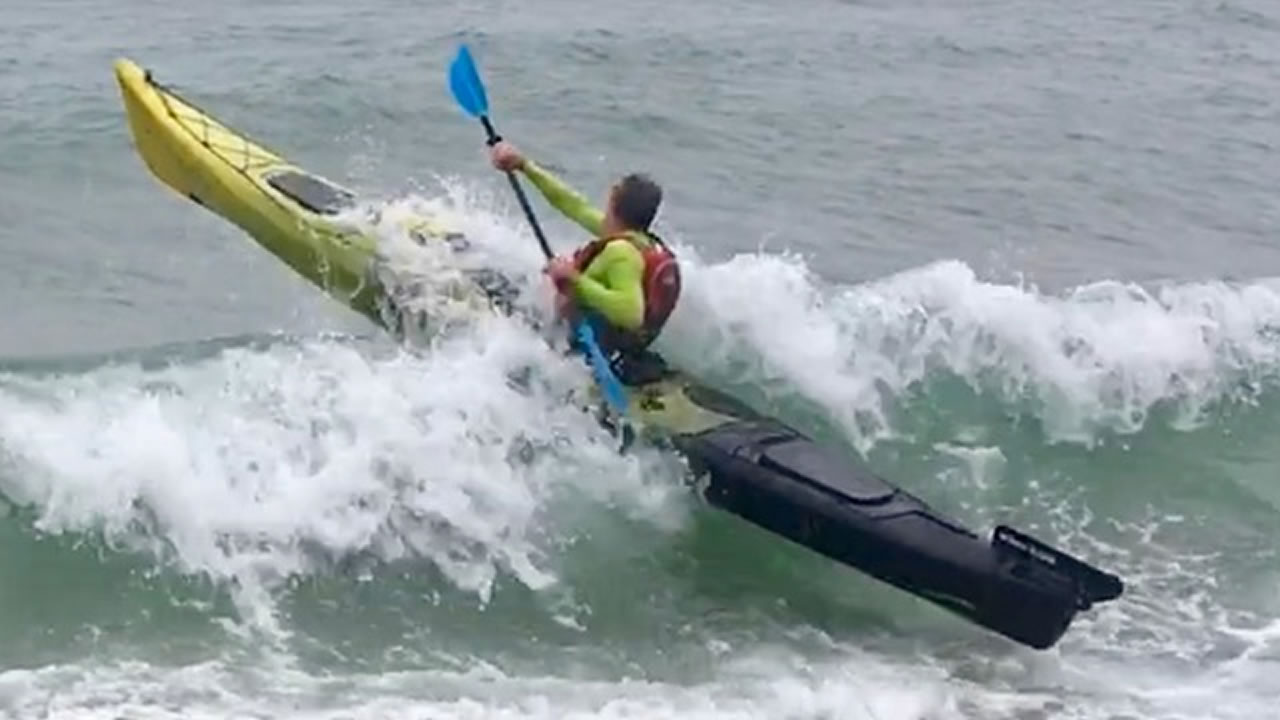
[3,0,1280,717]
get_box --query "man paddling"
[488,141,681,379]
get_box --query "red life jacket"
[569,230,681,351]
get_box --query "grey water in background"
[2,0,1280,718]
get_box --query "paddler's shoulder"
[596,234,646,265]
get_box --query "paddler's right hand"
[490,141,526,172]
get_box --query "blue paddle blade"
[575,321,629,415]
[448,44,489,118]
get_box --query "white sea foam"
[660,251,1280,448]
[3,185,1278,719]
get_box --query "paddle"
[447,44,629,416]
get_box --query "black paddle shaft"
[479,115,555,261]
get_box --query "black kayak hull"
[673,417,1123,650]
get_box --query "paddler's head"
[603,173,662,236]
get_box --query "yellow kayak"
[113,57,1124,651]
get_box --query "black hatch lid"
[265,169,357,216]
[759,439,895,504]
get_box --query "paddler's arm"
[556,241,645,331]
[521,160,605,236]
[489,141,604,235]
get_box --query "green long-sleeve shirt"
[522,161,649,332]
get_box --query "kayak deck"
[113,57,1124,650]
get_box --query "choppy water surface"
[3,0,1279,717]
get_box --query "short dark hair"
[612,173,663,231]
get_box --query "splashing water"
[0,184,692,640]
[660,251,1280,449]
[5,184,1280,719]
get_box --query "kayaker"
[489,141,681,375]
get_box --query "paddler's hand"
[544,255,578,290]
[490,141,526,172]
